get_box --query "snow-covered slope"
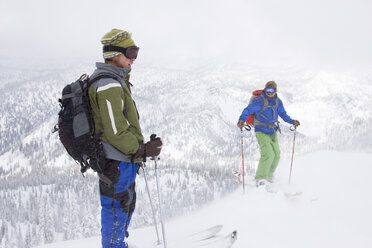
[36,151,372,248]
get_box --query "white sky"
[0,0,371,69]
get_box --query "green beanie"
[101,29,136,59]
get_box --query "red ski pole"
[240,130,245,193]
[288,125,297,184]
[240,125,251,193]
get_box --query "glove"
[293,120,300,127]
[133,135,163,161]
[145,137,163,157]
[237,120,245,130]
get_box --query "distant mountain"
[1,60,371,179]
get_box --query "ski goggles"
[265,88,276,94]
[103,45,140,59]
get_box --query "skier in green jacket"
[89,28,162,248]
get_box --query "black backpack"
[54,73,117,175]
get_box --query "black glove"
[133,134,163,161]
[293,120,300,127]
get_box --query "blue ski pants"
[99,160,139,248]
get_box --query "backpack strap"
[256,95,269,118]
[61,92,79,100]
[253,119,281,141]
[87,73,120,87]
[97,172,114,186]
[61,73,120,100]
[253,95,281,141]
[255,95,279,121]
[89,73,129,119]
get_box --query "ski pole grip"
[290,125,297,131]
[150,134,157,141]
[243,125,251,131]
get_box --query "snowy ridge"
[1,61,372,178]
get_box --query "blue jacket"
[239,93,294,134]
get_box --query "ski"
[183,224,223,242]
[232,169,242,183]
[232,169,256,186]
[284,191,303,198]
[265,186,303,198]
[189,230,238,248]
[167,225,223,247]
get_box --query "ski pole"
[150,133,167,248]
[142,164,161,245]
[153,156,167,248]
[245,125,254,176]
[240,125,251,193]
[288,125,297,184]
[240,130,245,193]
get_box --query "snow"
[36,150,372,248]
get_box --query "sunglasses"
[265,88,276,94]
[103,45,140,59]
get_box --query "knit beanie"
[265,81,277,90]
[101,29,136,59]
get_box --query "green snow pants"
[255,131,280,180]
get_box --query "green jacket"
[88,62,144,163]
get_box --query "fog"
[1,0,371,69]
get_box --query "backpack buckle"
[52,124,59,133]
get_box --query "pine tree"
[63,193,81,240]
[24,225,31,248]
[70,193,82,239]
[0,222,4,245]
[38,198,45,244]
[43,195,55,243]
[17,226,24,248]
[31,225,38,247]
[81,211,95,238]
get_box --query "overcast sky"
[1,0,371,69]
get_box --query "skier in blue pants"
[89,28,163,248]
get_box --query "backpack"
[54,73,117,175]
[245,89,279,126]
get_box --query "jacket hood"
[91,62,131,81]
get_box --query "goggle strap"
[103,45,139,56]
[103,45,127,54]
